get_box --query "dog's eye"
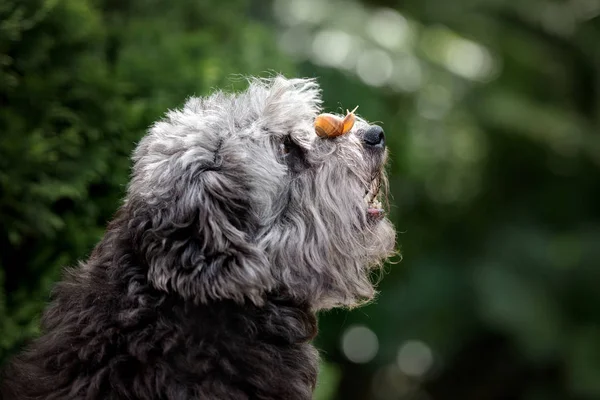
[279,137,299,157]
[278,137,309,172]
[279,142,290,156]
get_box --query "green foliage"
[1,0,126,357]
[285,1,600,398]
[314,362,342,400]
[0,0,294,362]
[3,0,600,399]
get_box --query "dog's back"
[1,226,319,399]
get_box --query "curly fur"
[1,76,396,399]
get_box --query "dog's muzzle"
[362,125,386,221]
[362,125,385,149]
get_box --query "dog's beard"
[365,172,384,220]
[258,156,394,309]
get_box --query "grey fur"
[132,76,395,309]
[1,76,396,399]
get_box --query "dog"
[1,76,396,399]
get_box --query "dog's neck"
[97,211,320,346]
[258,293,319,343]
[160,293,319,346]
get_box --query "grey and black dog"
[1,76,396,399]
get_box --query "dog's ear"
[125,76,321,305]
[128,166,274,305]
[127,120,275,305]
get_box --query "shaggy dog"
[1,76,396,399]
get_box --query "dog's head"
[127,76,396,310]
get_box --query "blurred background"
[2,0,600,399]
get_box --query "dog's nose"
[362,125,385,148]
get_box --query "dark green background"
[2,0,600,399]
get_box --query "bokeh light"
[341,325,379,364]
[311,30,355,68]
[4,0,600,399]
[371,364,415,400]
[366,8,412,50]
[356,49,394,87]
[397,340,434,378]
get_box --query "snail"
[314,106,359,138]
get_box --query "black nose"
[362,125,385,148]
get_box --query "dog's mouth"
[364,175,384,220]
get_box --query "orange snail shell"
[314,106,359,138]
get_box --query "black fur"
[0,77,395,399]
[1,209,319,400]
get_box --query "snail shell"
[314,106,359,138]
